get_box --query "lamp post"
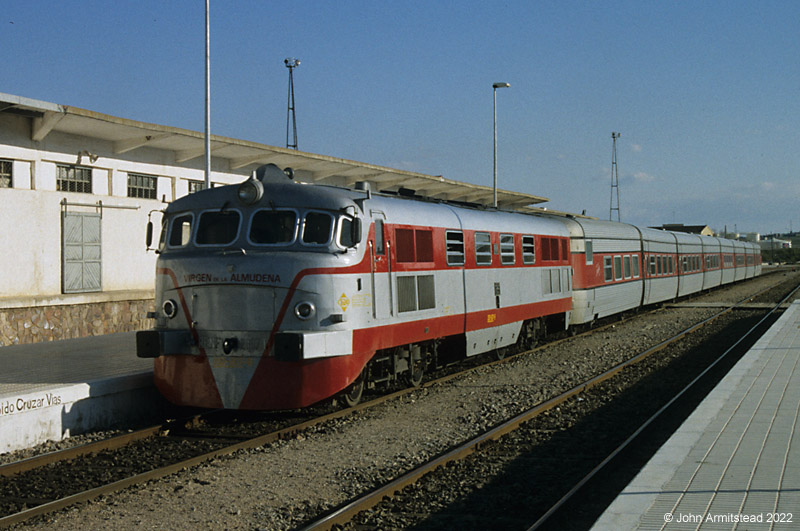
[492,82,510,208]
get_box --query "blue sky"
[3,1,798,235]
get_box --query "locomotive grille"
[417,275,435,310]
[397,274,436,313]
[397,276,417,312]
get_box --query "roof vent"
[355,181,371,192]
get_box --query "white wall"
[0,112,248,305]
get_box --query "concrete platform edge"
[1,371,159,454]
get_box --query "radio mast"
[285,58,300,150]
[609,132,621,221]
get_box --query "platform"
[593,301,800,529]
[0,332,160,454]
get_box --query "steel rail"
[526,282,800,530]
[0,273,788,527]
[297,280,793,531]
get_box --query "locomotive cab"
[137,165,372,409]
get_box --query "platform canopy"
[0,92,551,210]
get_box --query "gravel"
[13,268,800,530]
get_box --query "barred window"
[128,173,157,199]
[57,165,92,193]
[188,180,204,194]
[0,159,11,188]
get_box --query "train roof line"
[1,91,550,211]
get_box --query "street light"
[493,82,510,208]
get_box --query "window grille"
[397,276,417,312]
[57,165,92,193]
[0,159,11,188]
[417,275,435,310]
[128,173,157,199]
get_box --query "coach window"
[446,231,465,266]
[656,255,662,275]
[475,232,492,265]
[604,257,613,282]
[500,234,515,265]
[250,210,297,244]
[623,255,631,279]
[302,212,333,245]
[614,256,623,280]
[661,256,667,275]
[648,255,656,276]
[668,256,674,274]
[168,214,193,247]
[633,256,640,278]
[522,235,535,264]
[585,240,593,264]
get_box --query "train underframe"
[338,312,568,406]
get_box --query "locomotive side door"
[369,213,393,320]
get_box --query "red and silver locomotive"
[137,164,761,410]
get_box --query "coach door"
[369,214,393,320]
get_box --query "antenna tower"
[285,58,300,150]
[609,132,621,221]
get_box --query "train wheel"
[342,371,365,407]
[407,363,424,387]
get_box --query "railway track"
[298,273,800,530]
[1,269,796,528]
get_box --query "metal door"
[62,211,102,293]
[369,214,393,319]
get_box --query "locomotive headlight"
[237,177,264,205]
[162,299,178,319]
[294,301,316,321]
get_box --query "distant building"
[652,224,714,236]
[760,238,792,251]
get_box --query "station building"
[0,92,547,347]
